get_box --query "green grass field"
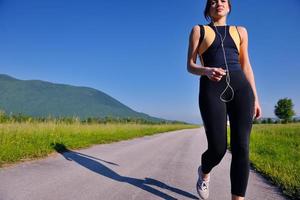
[227,123,300,199]
[1,121,299,199]
[0,122,198,167]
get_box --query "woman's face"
[209,0,230,20]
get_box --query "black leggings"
[199,69,255,197]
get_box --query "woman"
[186,0,262,199]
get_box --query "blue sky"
[0,0,299,124]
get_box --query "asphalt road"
[0,128,288,200]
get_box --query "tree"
[267,118,272,124]
[274,98,296,123]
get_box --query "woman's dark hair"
[204,0,232,21]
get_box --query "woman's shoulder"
[190,24,207,35]
[191,24,202,31]
[190,24,202,37]
[232,25,249,42]
[196,23,210,27]
[189,25,201,40]
[191,23,209,29]
[233,25,248,33]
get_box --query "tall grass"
[227,123,300,199]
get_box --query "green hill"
[0,74,165,122]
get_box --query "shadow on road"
[51,143,199,200]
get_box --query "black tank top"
[198,24,242,71]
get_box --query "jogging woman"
[187,0,262,199]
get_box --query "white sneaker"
[196,165,210,199]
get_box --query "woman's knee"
[231,143,249,159]
[209,146,227,163]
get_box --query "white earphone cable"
[213,23,234,102]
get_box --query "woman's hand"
[253,100,262,120]
[204,67,227,82]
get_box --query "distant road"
[0,128,287,200]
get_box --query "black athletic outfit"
[198,24,255,197]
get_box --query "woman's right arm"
[186,25,226,81]
[186,25,208,76]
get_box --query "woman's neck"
[211,17,227,26]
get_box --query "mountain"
[0,74,165,122]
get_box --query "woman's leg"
[227,72,255,198]
[199,76,228,175]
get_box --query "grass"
[0,121,199,168]
[1,121,299,199]
[227,123,300,199]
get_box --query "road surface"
[0,128,288,200]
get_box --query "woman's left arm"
[237,26,262,119]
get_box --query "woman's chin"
[212,13,227,18]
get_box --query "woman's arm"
[237,26,262,119]
[187,25,226,81]
[237,26,259,102]
[186,25,208,76]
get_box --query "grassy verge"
[227,123,300,199]
[0,122,199,168]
